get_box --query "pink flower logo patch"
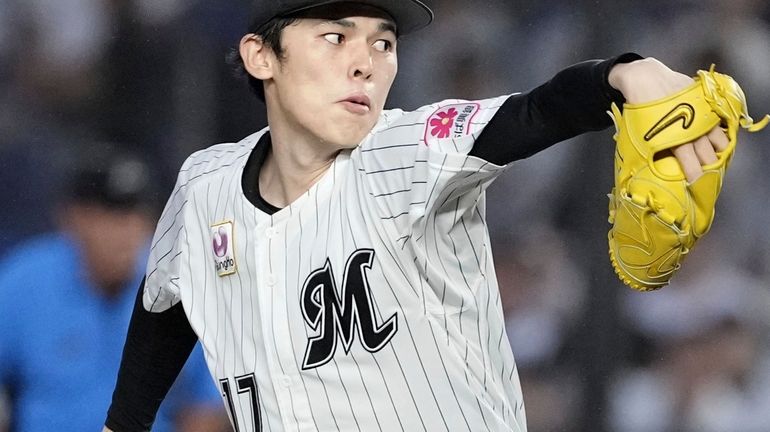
[423,102,481,146]
[429,108,458,138]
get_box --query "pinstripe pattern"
[143,95,527,431]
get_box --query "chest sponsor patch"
[423,102,481,145]
[211,220,236,277]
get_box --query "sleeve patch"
[423,102,481,146]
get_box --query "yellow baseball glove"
[607,66,769,291]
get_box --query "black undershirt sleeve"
[105,278,198,432]
[469,53,643,165]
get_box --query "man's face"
[61,203,154,294]
[261,8,398,148]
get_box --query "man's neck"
[259,122,340,209]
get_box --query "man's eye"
[373,40,392,52]
[323,34,344,45]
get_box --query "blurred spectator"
[499,224,588,368]
[610,318,770,432]
[611,233,770,432]
[497,223,588,431]
[391,0,518,104]
[0,0,219,202]
[0,151,230,431]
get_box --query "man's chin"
[327,137,365,151]
[312,113,378,150]
[325,127,373,149]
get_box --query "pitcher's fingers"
[708,126,729,152]
[672,142,703,183]
[693,135,718,166]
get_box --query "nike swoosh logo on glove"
[644,103,695,141]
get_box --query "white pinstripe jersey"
[145,95,527,432]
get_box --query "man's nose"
[349,42,374,80]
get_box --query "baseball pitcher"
[104,1,767,431]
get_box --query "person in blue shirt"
[0,152,230,432]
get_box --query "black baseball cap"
[250,0,434,35]
[68,153,155,210]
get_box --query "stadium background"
[1,0,769,430]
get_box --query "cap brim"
[279,0,433,35]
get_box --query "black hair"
[226,16,300,103]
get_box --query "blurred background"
[1,0,769,431]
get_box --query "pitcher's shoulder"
[177,129,266,189]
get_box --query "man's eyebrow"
[323,18,356,28]
[379,21,397,35]
[320,19,398,35]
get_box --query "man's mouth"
[340,94,371,114]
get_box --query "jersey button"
[280,376,291,388]
[266,274,277,286]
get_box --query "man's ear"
[239,34,274,80]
